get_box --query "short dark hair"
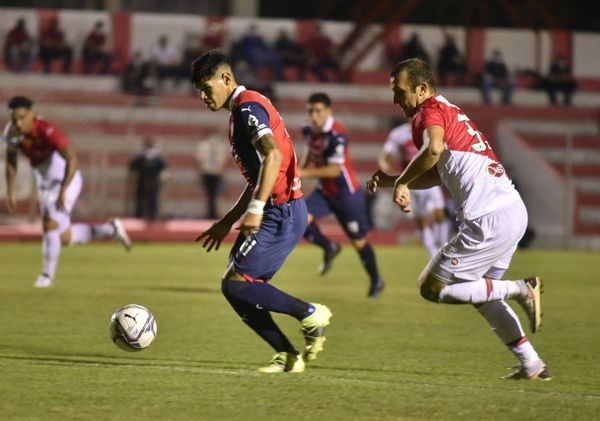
[190,49,231,87]
[307,92,332,107]
[8,96,33,110]
[390,58,437,91]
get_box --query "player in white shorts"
[4,96,132,288]
[379,121,449,256]
[367,59,551,381]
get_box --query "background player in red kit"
[191,50,332,373]
[3,96,131,288]
[368,59,551,381]
[300,92,385,298]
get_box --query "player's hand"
[239,212,262,237]
[366,170,396,194]
[56,191,67,212]
[195,219,232,252]
[393,182,411,213]
[6,194,17,214]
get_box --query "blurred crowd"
[3,17,577,106]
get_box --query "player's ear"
[222,70,234,86]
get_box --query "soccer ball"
[109,304,157,351]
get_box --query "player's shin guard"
[221,278,311,320]
[42,230,61,279]
[222,291,297,353]
[304,222,334,251]
[438,277,522,304]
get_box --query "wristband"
[247,199,266,215]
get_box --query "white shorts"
[37,170,82,232]
[411,186,445,218]
[424,198,527,283]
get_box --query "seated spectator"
[274,29,307,81]
[544,55,577,106]
[306,24,340,82]
[239,24,283,81]
[39,17,73,73]
[437,33,465,85]
[480,49,514,105]
[400,33,430,63]
[3,17,33,72]
[122,51,155,96]
[151,35,183,85]
[82,21,112,74]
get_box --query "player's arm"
[300,163,342,179]
[56,145,79,211]
[407,169,442,190]
[5,145,18,213]
[393,125,445,211]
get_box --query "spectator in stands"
[122,51,155,96]
[480,49,514,105]
[238,24,283,81]
[3,17,33,73]
[39,17,73,73]
[151,35,183,86]
[306,24,340,82]
[128,137,168,221]
[82,21,112,74]
[195,131,229,219]
[274,29,307,81]
[437,33,465,86]
[544,55,577,106]
[400,33,430,64]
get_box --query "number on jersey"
[457,113,491,152]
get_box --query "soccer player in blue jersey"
[191,50,332,373]
[300,93,385,298]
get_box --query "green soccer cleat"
[300,303,333,362]
[257,352,305,373]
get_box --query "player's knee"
[419,274,445,303]
[307,213,314,224]
[43,216,59,232]
[60,229,72,246]
[352,238,366,250]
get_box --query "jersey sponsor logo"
[291,177,301,191]
[486,162,505,178]
[241,106,252,112]
[346,221,359,234]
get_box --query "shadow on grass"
[147,286,220,294]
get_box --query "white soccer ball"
[109,304,157,352]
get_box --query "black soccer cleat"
[368,278,385,298]
[318,243,342,275]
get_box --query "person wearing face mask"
[128,137,168,221]
[3,96,131,288]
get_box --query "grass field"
[1,242,599,420]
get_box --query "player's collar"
[320,115,334,133]
[227,85,246,111]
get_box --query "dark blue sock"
[304,222,333,252]
[357,242,381,284]
[222,278,312,321]
[222,291,297,353]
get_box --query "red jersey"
[3,116,69,167]
[228,86,303,204]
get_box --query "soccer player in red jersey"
[4,96,131,287]
[368,59,551,380]
[191,50,332,373]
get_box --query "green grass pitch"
[1,242,599,420]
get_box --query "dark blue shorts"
[305,188,370,240]
[230,197,308,282]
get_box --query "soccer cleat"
[515,276,543,333]
[504,362,552,381]
[300,303,333,362]
[318,243,341,275]
[257,352,305,373]
[111,218,132,251]
[34,274,53,288]
[368,278,385,298]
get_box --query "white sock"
[476,300,525,343]
[510,338,542,369]
[42,230,61,279]
[433,219,450,248]
[70,223,115,245]
[418,227,438,257]
[439,277,523,304]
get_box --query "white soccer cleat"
[111,218,132,251]
[515,276,543,333]
[34,274,53,288]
